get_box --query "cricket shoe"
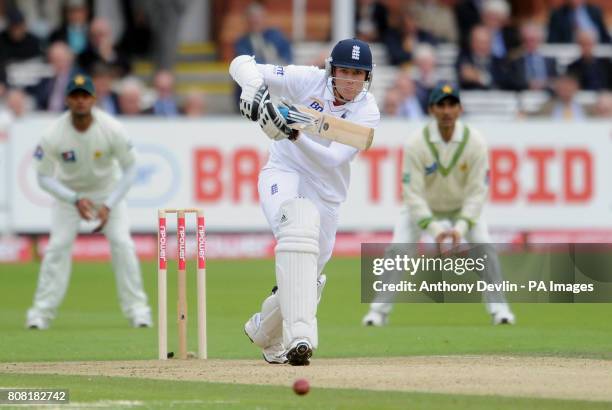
[244,313,287,364]
[286,340,312,366]
[362,310,388,327]
[26,316,50,330]
[131,313,153,328]
[492,309,516,325]
[262,345,288,364]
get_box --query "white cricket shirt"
[35,107,135,195]
[257,64,380,203]
[402,120,489,236]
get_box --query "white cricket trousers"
[258,167,340,274]
[370,207,509,315]
[27,199,150,323]
[249,166,339,349]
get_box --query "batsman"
[363,83,516,327]
[229,38,380,365]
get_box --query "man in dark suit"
[91,63,120,115]
[234,3,292,65]
[481,0,520,59]
[233,2,293,110]
[0,8,43,63]
[383,8,438,66]
[78,18,131,77]
[146,70,180,117]
[455,25,505,89]
[355,0,389,42]
[503,23,558,91]
[29,42,77,112]
[454,0,484,51]
[547,0,611,44]
[413,44,439,111]
[567,30,612,90]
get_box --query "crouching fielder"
[26,74,151,330]
[229,38,380,365]
[362,83,515,327]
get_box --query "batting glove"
[239,83,270,121]
[258,101,298,141]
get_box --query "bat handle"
[279,97,292,108]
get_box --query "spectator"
[14,0,63,39]
[547,0,610,44]
[394,71,426,119]
[232,2,293,111]
[142,0,186,70]
[455,25,505,90]
[91,63,120,115]
[587,92,612,117]
[0,8,43,63]
[481,0,520,59]
[78,17,131,77]
[532,74,586,119]
[118,77,145,116]
[383,8,438,66]
[412,44,439,110]
[566,30,611,91]
[182,90,208,117]
[234,3,292,65]
[504,23,558,91]
[49,0,90,56]
[29,42,77,112]
[355,0,389,42]
[410,0,458,43]
[382,88,402,117]
[0,89,30,151]
[454,0,483,51]
[5,88,30,118]
[146,70,180,116]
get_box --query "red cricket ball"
[293,378,310,395]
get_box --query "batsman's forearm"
[104,164,137,209]
[229,55,264,89]
[37,173,78,204]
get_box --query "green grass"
[1,257,611,408]
[1,258,611,361]
[1,374,611,410]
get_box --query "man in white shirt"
[230,38,380,365]
[362,83,515,327]
[26,74,152,330]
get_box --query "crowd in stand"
[354,0,612,119]
[1,0,611,120]
[232,0,611,119]
[0,0,205,119]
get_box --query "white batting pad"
[275,198,320,348]
[245,291,282,348]
[247,273,328,349]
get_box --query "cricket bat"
[281,102,375,150]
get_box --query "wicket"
[157,208,207,360]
